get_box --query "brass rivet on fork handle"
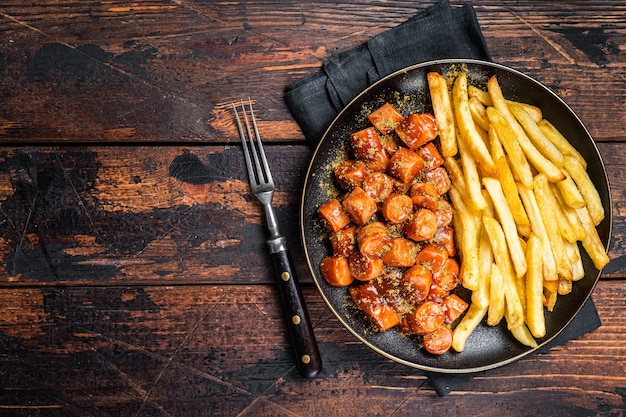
[232,98,322,378]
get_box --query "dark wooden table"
[1,1,625,416]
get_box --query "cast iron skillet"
[300,59,612,373]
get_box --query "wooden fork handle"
[269,242,322,378]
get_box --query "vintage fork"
[232,99,322,378]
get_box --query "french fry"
[427,72,457,157]
[565,240,585,281]
[576,205,610,270]
[452,72,497,175]
[487,262,504,326]
[481,188,495,217]
[488,123,503,157]
[449,185,480,291]
[517,183,558,282]
[482,177,527,278]
[558,277,572,295]
[525,233,546,338]
[556,170,586,209]
[457,130,487,211]
[504,277,524,330]
[551,183,587,241]
[509,102,564,168]
[571,259,585,281]
[548,183,581,244]
[452,303,488,352]
[563,155,605,225]
[443,156,467,196]
[515,259,527,319]
[472,227,493,309]
[482,215,524,329]
[469,96,490,131]
[487,76,565,183]
[510,324,538,348]
[533,173,573,281]
[512,102,542,124]
[474,129,491,175]
[544,286,558,312]
[486,106,533,187]
[537,119,587,169]
[518,235,527,253]
[469,85,543,123]
[468,85,492,106]
[489,125,532,237]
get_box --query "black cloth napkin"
[283,0,602,396]
[285,0,490,147]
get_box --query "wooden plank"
[0,2,623,416]
[0,281,624,415]
[0,145,312,285]
[0,1,624,143]
[0,142,622,286]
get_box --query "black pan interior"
[301,59,612,373]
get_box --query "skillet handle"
[269,244,322,378]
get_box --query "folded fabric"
[283,0,602,395]
[284,0,490,147]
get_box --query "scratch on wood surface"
[237,397,303,417]
[54,153,104,243]
[0,11,46,35]
[90,347,174,417]
[251,300,272,321]
[96,331,261,399]
[506,7,576,64]
[389,394,413,417]
[74,307,254,403]
[134,290,230,417]
[107,5,178,12]
[11,193,37,277]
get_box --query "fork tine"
[246,99,273,185]
[232,100,255,185]
[240,99,264,185]
[232,99,273,187]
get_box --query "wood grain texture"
[0,0,624,414]
[0,145,314,286]
[0,282,624,416]
[0,1,624,143]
